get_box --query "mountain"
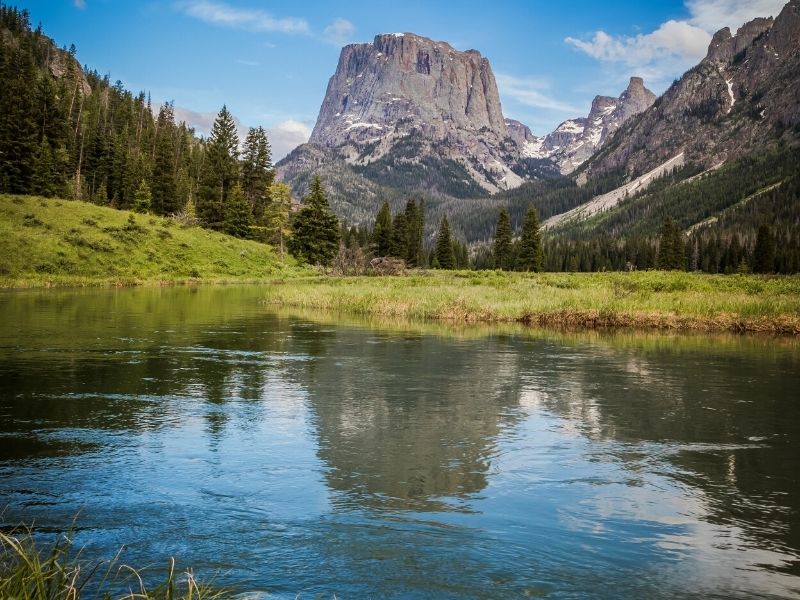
[278,32,542,201]
[519,77,656,174]
[581,0,800,181]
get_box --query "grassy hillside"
[0,195,305,286]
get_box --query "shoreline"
[3,271,797,335]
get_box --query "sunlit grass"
[263,270,800,334]
[0,526,227,600]
[0,194,306,287]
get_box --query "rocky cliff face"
[285,32,528,196]
[529,77,656,174]
[582,0,799,179]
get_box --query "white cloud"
[323,18,355,46]
[171,105,250,143]
[73,0,86,9]
[167,106,309,161]
[495,74,581,113]
[686,0,787,31]
[176,0,310,35]
[267,119,312,160]
[565,0,788,86]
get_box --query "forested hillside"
[0,3,286,243]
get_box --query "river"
[1,286,798,598]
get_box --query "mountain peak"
[304,30,522,194]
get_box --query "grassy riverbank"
[0,528,227,600]
[263,270,800,334]
[0,194,303,287]
[3,195,799,333]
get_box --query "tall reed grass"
[0,526,227,600]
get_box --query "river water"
[1,286,798,599]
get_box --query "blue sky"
[15,0,788,158]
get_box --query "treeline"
[542,219,796,274]
[0,4,293,248]
[336,199,470,270]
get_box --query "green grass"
[262,270,800,334]
[0,195,306,287]
[0,526,227,600]
[2,194,799,334]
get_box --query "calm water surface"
[1,286,799,599]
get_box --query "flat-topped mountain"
[280,32,533,199]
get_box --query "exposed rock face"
[295,32,526,195]
[582,0,799,179]
[311,33,508,147]
[531,77,656,173]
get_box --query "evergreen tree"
[30,138,55,197]
[288,175,340,266]
[373,201,393,256]
[241,126,273,222]
[197,106,239,229]
[263,182,293,258]
[404,198,424,267]
[434,216,455,269]
[493,208,513,270]
[133,179,151,213]
[390,211,408,258]
[753,224,776,273]
[517,206,544,272]
[151,102,178,215]
[657,217,685,270]
[223,184,253,238]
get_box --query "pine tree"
[30,138,55,197]
[493,208,513,270]
[657,217,685,270]
[434,216,455,269]
[263,182,293,258]
[222,184,253,238]
[288,175,340,266]
[753,224,776,273]
[151,102,178,215]
[197,106,239,229]
[404,198,424,267]
[390,211,408,258]
[133,179,151,213]
[373,201,393,256]
[241,126,274,222]
[517,206,544,272]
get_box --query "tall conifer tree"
[197,105,239,229]
[288,175,340,266]
[435,216,455,270]
[151,102,178,215]
[493,208,513,270]
[373,201,393,256]
[223,184,253,238]
[517,206,544,272]
[241,126,273,222]
[390,211,408,259]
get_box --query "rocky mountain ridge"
[507,77,656,174]
[580,0,800,180]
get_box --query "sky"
[15,0,789,159]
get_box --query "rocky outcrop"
[287,32,528,196]
[530,77,656,174]
[582,0,799,179]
